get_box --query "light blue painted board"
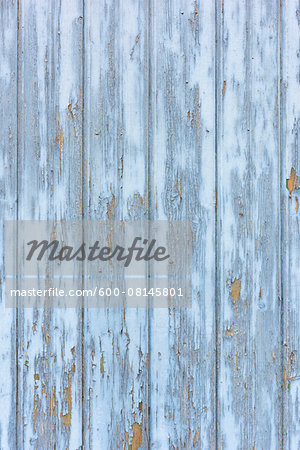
[216,0,281,448]
[0,0,17,447]
[83,0,150,448]
[282,0,300,447]
[16,0,83,447]
[149,0,216,447]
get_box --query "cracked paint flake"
[286,167,299,195]
[230,278,241,302]
[131,422,143,450]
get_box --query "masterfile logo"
[26,236,170,266]
[5,220,192,308]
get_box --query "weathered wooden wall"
[0,0,299,448]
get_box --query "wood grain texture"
[0,1,17,448]
[83,1,149,448]
[216,0,281,448]
[17,0,83,447]
[282,0,300,447]
[149,0,216,447]
[0,0,300,448]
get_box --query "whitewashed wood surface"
[0,0,299,448]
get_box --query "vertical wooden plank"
[216,0,281,447]
[282,0,300,447]
[149,0,216,447]
[0,1,17,447]
[17,0,83,447]
[83,1,149,447]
